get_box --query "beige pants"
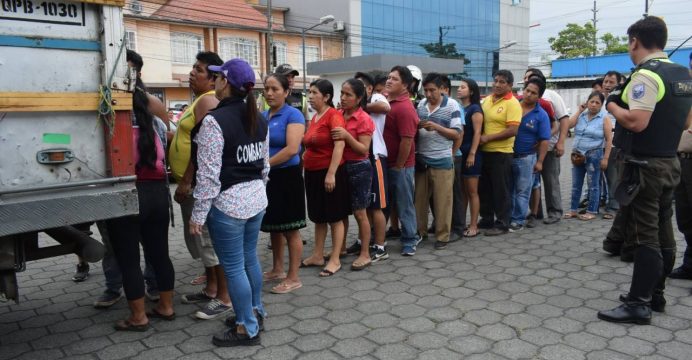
[180,196,219,267]
[415,167,454,242]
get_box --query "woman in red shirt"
[331,79,375,270]
[301,79,350,277]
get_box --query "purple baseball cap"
[208,58,255,91]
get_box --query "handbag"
[571,151,586,166]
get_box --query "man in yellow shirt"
[168,52,233,321]
[479,69,521,236]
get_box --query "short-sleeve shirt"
[263,103,305,168]
[370,93,389,159]
[416,95,463,160]
[383,93,419,167]
[625,53,667,112]
[541,89,568,148]
[341,107,375,161]
[514,103,551,155]
[461,103,483,155]
[481,92,522,153]
[303,107,345,171]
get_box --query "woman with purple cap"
[189,58,269,347]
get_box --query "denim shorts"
[346,159,373,210]
[532,172,541,190]
[460,148,482,177]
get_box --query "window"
[219,38,259,67]
[298,45,320,71]
[125,30,137,50]
[170,32,202,64]
[273,41,287,68]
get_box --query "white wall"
[499,0,530,84]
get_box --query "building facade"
[264,0,530,88]
[123,0,344,110]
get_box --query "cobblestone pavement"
[2,149,692,360]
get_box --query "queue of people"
[88,15,691,347]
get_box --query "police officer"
[258,64,309,121]
[598,16,692,325]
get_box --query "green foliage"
[600,33,629,55]
[548,22,597,59]
[420,42,471,65]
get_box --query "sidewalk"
[1,151,691,360]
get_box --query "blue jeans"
[97,221,157,296]
[387,166,418,246]
[207,207,266,337]
[511,153,537,225]
[571,148,603,214]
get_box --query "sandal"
[563,212,578,219]
[271,281,303,294]
[263,271,287,282]
[351,259,372,271]
[602,213,614,220]
[578,213,597,221]
[299,260,324,268]
[190,273,207,285]
[114,319,149,332]
[146,308,176,321]
[323,252,348,261]
[463,229,479,238]
[319,265,341,277]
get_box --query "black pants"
[106,181,174,300]
[479,152,513,230]
[675,157,692,270]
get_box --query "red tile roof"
[152,0,276,29]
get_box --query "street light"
[485,40,517,95]
[302,15,335,93]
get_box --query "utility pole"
[644,0,649,17]
[591,0,598,56]
[438,25,456,50]
[265,0,273,74]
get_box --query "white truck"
[0,0,137,302]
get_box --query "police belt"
[679,152,692,159]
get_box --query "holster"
[615,159,647,206]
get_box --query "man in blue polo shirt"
[510,77,551,231]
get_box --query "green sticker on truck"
[42,133,71,144]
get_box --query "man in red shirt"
[383,65,421,256]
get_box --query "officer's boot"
[620,243,635,263]
[599,246,662,325]
[603,210,627,256]
[619,247,674,312]
[603,236,623,255]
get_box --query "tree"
[548,22,597,59]
[600,33,629,55]
[420,42,471,77]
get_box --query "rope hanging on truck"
[98,36,127,137]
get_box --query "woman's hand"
[189,221,203,236]
[466,153,475,168]
[600,158,609,171]
[330,127,349,141]
[324,172,336,192]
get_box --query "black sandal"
[114,319,149,332]
[146,308,176,321]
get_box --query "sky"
[528,0,692,65]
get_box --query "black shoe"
[668,267,692,280]
[618,293,666,313]
[225,312,264,332]
[526,215,537,229]
[345,241,362,255]
[620,250,634,263]
[597,303,651,325]
[370,246,389,262]
[543,216,560,225]
[212,328,260,347]
[434,241,448,250]
[72,262,90,282]
[602,238,622,256]
[385,227,401,239]
[484,228,508,237]
[477,219,494,229]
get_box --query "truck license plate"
[1,0,85,26]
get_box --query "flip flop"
[300,260,324,268]
[263,271,287,282]
[463,229,479,238]
[190,274,206,285]
[114,319,149,332]
[319,265,341,277]
[563,212,578,219]
[602,213,614,220]
[323,252,348,261]
[271,281,303,294]
[351,259,372,271]
[578,213,597,221]
[146,308,176,321]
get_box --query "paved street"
[2,147,692,360]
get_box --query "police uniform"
[598,51,692,324]
[258,91,308,121]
